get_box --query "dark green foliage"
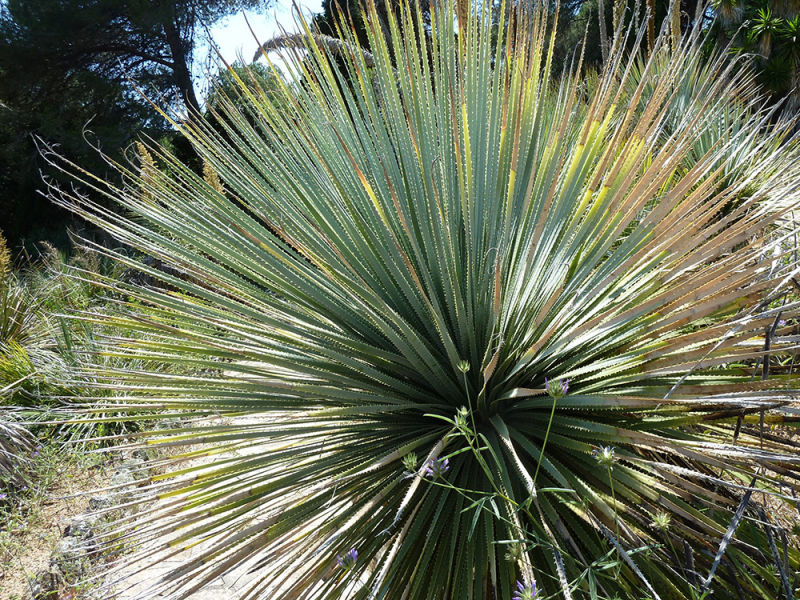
[552,0,707,70]
[711,0,800,112]
[207,61,291,119]
[0,0,273,251]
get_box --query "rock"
[88,493,114,511]
[155,417,186,430]
[113,458,148,482]
[64,515,96,540]
[26,569,58,599]
[132,448,156,461]
[51,536,90,580]
[86,460,146,511]
[63,515,99,558]
[90,458,149,507]
[110,468,137,488]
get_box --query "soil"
[0,459,112,600]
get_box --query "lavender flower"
[512,579,539,600]
[0,493,7,501]
[424,457,450,479]
[544,377,569,399]
[336,548,358,570]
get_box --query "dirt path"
[0,458,112,600]
[110,416,275,600]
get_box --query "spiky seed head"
[0,232,10,283]
[135,142,157,204]
[593,446,617,469]
[203,161,225,195]
[652,510,672,532]
[402,452,418,472]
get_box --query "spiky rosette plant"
[44,0,800,598]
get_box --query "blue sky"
[195,1,322,95]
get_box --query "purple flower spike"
[336,548,358,570]
[424,457,450,479]
[512,579,539,600]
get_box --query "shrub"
[0,233,45,350]
[45,1,800,598]
[0,413,33,490]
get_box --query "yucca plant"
[42,1,800,598]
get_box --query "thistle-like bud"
[652,510,671,532]
[457,360,471,373]
[593,445,617,469]
[504,542,525,562]
[455,406,470,431]
[402,452,418,472]
[544,377,569,398]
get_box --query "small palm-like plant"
[751,8,783,57]
[45,1,800,598]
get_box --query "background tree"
[552,0,705,70]
[0,0,272,252]
[711,0,800,113]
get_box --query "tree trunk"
[163,14,199,114]
[647,0,655,51]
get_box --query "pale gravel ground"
[107,412,368,600]
[110,416,271,600]
[0,461,110,600]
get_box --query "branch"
[84,44,175,69]
[253,33,378,69]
